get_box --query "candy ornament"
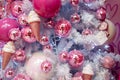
[0,18,19,41]
[2,41,15,70]
[25,51,56,80]
[33,0,61,18]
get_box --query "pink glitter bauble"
[68,50,84,68]
[41,60,52,73]
[11,1,23,17]
[13,49,26,62]
[8,28,21,41]
[59,51,68,62]
[33,0,61,18]
[0,18,19,41]
[5,68,15,79]
[21,27,36,43]
[13,73,31,80]
[39,35,49,45]
[55,19,72,37]
[18,14,28,26]
[96,7,106,21]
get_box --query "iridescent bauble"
[18,14,28,26]
[5,68,15,79]
[41,60,52,73]
[68,50,84,68]
[11,1,23,17]
[59,51,68,63]
[55,19,72,37]
[13,49,26,62]
[9,28,21,41]
[13,73,31,80]
[21,27,36,43]
[101,56,115,69]
[33,0,61,18]
[96,7,106,21]
[39,35,49,45]
[43,44,52,51]
[0,18,19,41]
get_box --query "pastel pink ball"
[33,0,61,18]
[0,18,19,41]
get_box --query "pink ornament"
[41,60,52,73]
[59,51,68,62]
[70,0,79,6]
[96,7,106,21]
[101,56,115,69]
[44,20,55,28]
[82,28,92,35]
[43,44,52,51]
[33,0,61,18]
[13,49,26,62]
[0,18,19,41]
[39,35,49,45]
[68,50,84,68]
[55,19,72,37]
[9,28,21,41]
[11,1,23,17]
[70,13,80,23]
[18,14,28,26]
[13,73,31,80]
[21,27,36,43]
[5,68,15,79]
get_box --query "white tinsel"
[68,28,108,46]
[22,0,33,14]
[84,0,105,9]
[56,64,72,80]
[81,11,100,27]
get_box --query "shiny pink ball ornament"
[82,28,92,35]
[68,50,84,68]
[13,73,31,80]
[18,14,28,26]
[21,27,36,43]
[13,49,26,62]
[101,56,115,69]
[70,0,79,6]
[59,51,68,62]
[43,44,52,51]
[55,19,72,37]
[96,7,106,21]
[33,0,61,18]
[39,35,49,45]
[0,18,19,41]
[70,13,80,23]
[9,28,21,41]
[11,1,23,17]
[41,60,52,73]
[5,68,15,79]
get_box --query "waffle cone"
[82,74,93,80]
[30,21,40,41]
[2,52,13,70]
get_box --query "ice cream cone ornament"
[2,41,15,70]
[27,10,41,41]
[82,63,94,80]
